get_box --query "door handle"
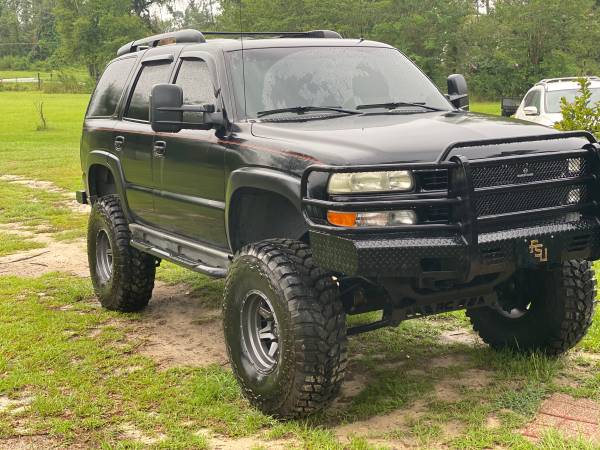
[114,135,125,152]
[154,140,167,157]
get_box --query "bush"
[42,71,93,94]
[555,78,600,138]
[0,55,31,71]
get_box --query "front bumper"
[302,132,600,282]
[310,217,600,280]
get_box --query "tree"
[54,0,149,79]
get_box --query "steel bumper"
[310,217,600,280]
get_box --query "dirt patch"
[0,395,34,414]
[434,381,462,403]
[0,435,69,450]
[0,175,64,193]
[331,370,369,410]
[130,284,227,369]
[429,354,469,369]
[455,368,492,390]
[335,399,428,443]
[439,329,481,346]
[0,174,89,214]
[0,238,88,277]
[522,393,600,443]
[120,423,166,445]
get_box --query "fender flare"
[86,150,133,221]
[225,167,303,249]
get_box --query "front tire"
[467,260,596,355]
[223,239,347,418]
[88,195,156,312]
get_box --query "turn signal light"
[327,211,357,227]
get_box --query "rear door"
[152,54,228,248]
[115,50,176,225]
[81,55,138,189]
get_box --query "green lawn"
[0,91,89,191]
[0,91,599,449]
[470,101,501,116]
[0,68,89,81]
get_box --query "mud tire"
[223,239,347,418]
[87,195,156,312]
[467,260,596,355]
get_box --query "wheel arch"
[86,150,132,221]
[226,168,307,252]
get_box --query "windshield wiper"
[257,106,361,118]
[356,101,444,112]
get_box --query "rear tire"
[87,195,156,312]
[467,260,596,355]
[223,239,347,418]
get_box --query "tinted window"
[175,59,216,122]
[125,62,173,121]
[87,58,136,117]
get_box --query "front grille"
[471,157,588,189]
[418,169,449,191]
[422,205,450,222]
[475,183,588,217]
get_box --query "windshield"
[227,46,452,119]
[546,88,600,113]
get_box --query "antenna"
[239,0,248,121]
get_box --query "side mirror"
[150,84,184,133]
[447,74,469,111]
[524,106,539,116]
[150,84,225,133]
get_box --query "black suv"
[78,29,600,418]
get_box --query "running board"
[129,223,230,278]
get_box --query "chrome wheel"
[241,290,279,373]
[95,229,113,284]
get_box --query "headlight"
[328,170,414,194]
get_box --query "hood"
[251,111,587,165]
[541,113,564,127]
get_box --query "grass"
[0,232,44,257]
[0,68,89,80]
[0,180,87,238]
[0,91,89,191]
[1,90,599,448]
[470,101,501,115]
[1,272,598,448]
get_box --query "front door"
[116,54,174,225]
[153,57,228,248]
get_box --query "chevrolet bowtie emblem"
[517,167,534,178]
[529,239,548,262]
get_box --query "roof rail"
[202,30,342,39]
[117,29,205,57]
[536,76,600,85]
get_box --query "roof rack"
[117,29,205,56]
[116,29,343,56]
[536,76,600,85]
[202,30,342,39]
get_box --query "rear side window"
[175,59,216,122]
[87,58,136,117]
[125,62,173,122]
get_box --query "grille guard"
[301,131,600,278]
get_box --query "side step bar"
[129,223,230,278]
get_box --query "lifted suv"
[78,29,600,418]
